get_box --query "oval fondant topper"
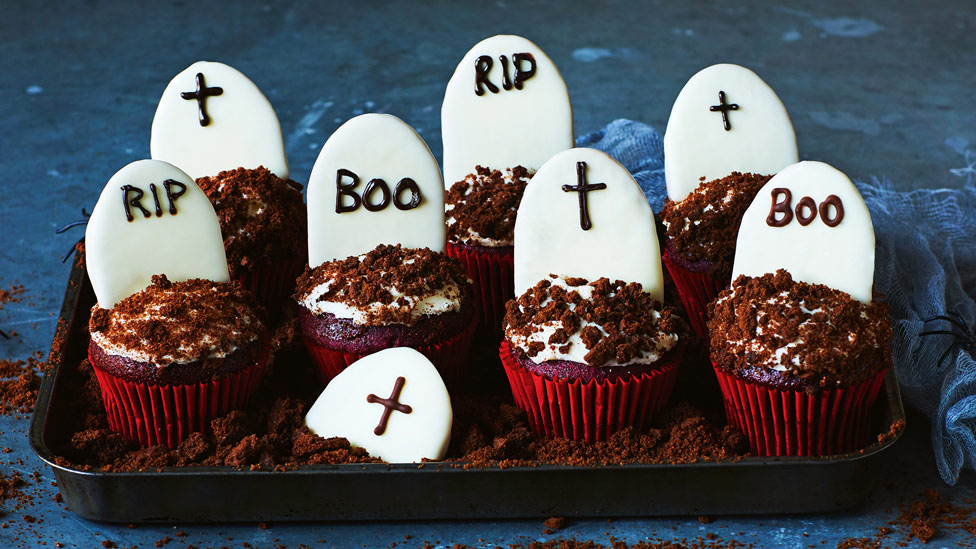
[305,347,453,463]
[731,161,875,303]
[441,34,574,187]
[514,147,664,300]
[663,63,798,202]
[306,113,445,267]
[150,61,289,180]
[85,159,230,309]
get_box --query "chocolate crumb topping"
[659,172,771,281]
[90,275,266,367]
[504,275,683,367]
[294,244,472,327]
[707,270,892,390]
[196,166,307,277]
[445,166,531,247]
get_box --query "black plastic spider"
[921,313,976,369]
[56,207,91,263]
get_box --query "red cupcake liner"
[90,351,269,449]
[234,256,307,315]
[498,341,683,443]
[445,241,514,332]
[302,314,478,391]
[712,362,888,456]
[661,244,726,341]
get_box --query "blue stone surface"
[2,0,975,546]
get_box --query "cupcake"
[502,147,685,442]
[709,161,888,456]
[303,114,477,387]
[295,244,476,388]
[150,61,306,313]
[441,35,574,331]
[84,159,270,448]
[661,64,798,339]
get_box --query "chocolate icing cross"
[180,72,223,127]
[366,376,413,436]
[709,90,739,131]
[562,161,607,231]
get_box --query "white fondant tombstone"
[150,61,289,180]
[306,113,446,266]
[731,161,875,303]
[305,347,453,463]
[664,63,798,202]
[85,159,230,309]
[514,148,664,301]
[441,34,574,186]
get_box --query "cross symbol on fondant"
[366,376,413,436]
[562,161,607,231]
[180,72,223,127]
[709,90,739,131]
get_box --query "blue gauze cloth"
[578,119,976,484]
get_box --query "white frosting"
[441,35,574,187]
[85,160,230,309]
[505,276,678,366]
[306,114,446,267]
[305,347,453,463]
[731,161,875,303]
[150,61,289,180]
[514,148,664,301]
[663,63,798,202]
[445,167,530,247]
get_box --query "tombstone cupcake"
[500,148,685,443]
[441,35,573,331]
[707,161,891,456]
[85,160,270,448]
[297,113,477,388]
[659,64,798,340]
[151,61,307,314]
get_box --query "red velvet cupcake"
[500,275,684,443]
[88,275,270,449]
[295,244,476,390]
[708,270,891,456]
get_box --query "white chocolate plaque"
[305,347,453,463]
[441,34,574,186]
[85,159,230,309]
[514,147,664,300]
[150,61,289,180]
[664,63,798,202]
[306,113,446,267]
[731,161,875,303]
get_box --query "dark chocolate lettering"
[561,161,607,231]
[499,55,512,90]
[121,185,151,222]
[474,55,498,96]
[179,72,223,127]
[766,188,793,227]
[393,178,423,210]
[819,194,845,227]
[795,196,817,226]
[162,179,187,215]
[512,52,536,89]
[709,90,739,131]
[366,376,412,436]
[149,183,163,217]
[335,169,361,213]
[362,179,391,212]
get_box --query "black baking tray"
[30,256,906,523]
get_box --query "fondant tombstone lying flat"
[514,147,664,300]
[306,113,446,267]
[85,159,229,308]
[664,63,798,202]
[441,34,574,186]
[305,347,453,463]
[150,61,289,180]
[732,161,875,303]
